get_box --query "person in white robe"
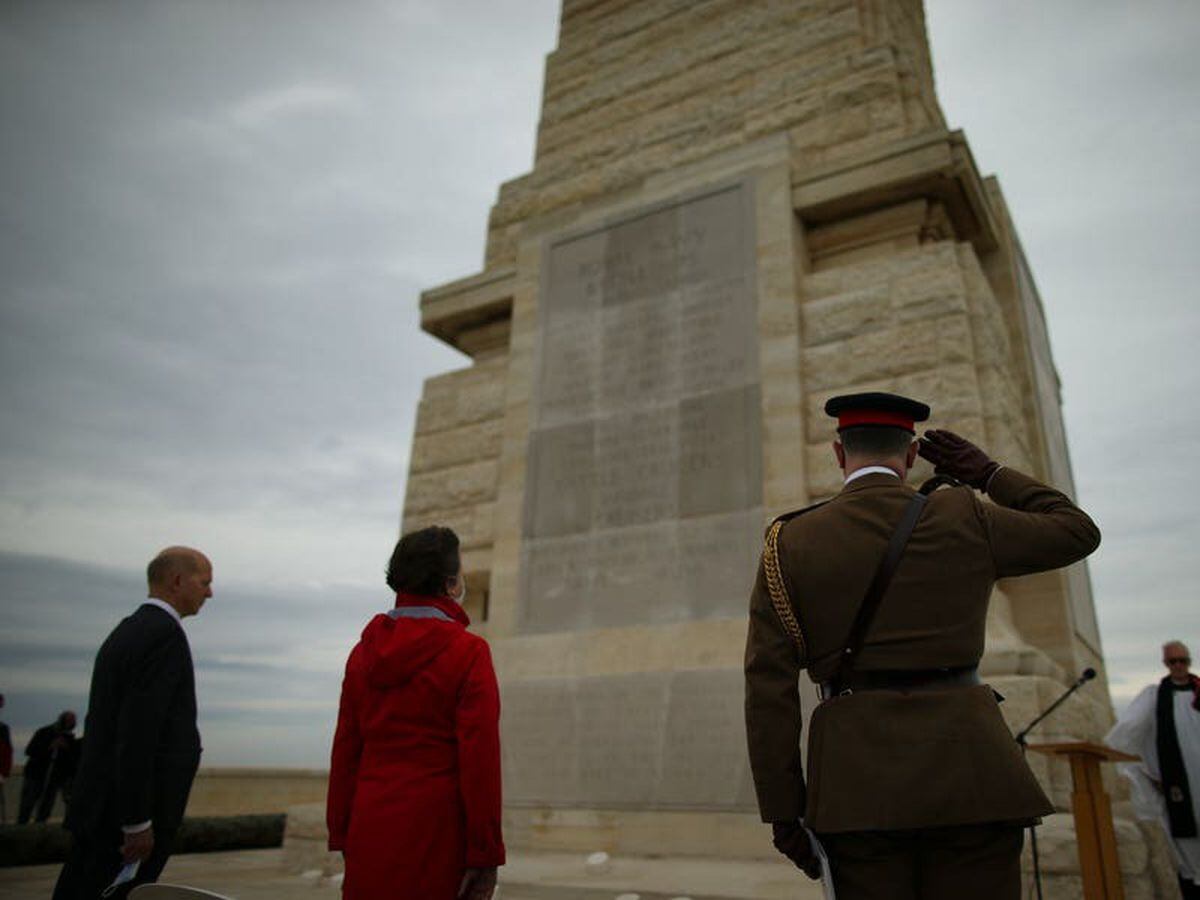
[1106,640,1200,899]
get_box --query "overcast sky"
[1,1,1196,766]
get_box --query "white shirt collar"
[844,465,901,485]
[142,598,183,627]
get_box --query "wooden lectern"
[1028,742,1140,900]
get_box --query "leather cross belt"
[819,665,980,700]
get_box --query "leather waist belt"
[819,665,980,700]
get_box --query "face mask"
[450,578,467,606]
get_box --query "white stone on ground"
[585,850,612,874]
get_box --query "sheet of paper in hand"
[102,860,140,898]
[804,826,836,900]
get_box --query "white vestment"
[1105,682,1200,883]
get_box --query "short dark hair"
[386,526,461,597]
[839,426,914,459]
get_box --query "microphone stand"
[1014,669,1096,900]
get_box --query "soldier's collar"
[844,465,901,485]
[839,471,913,495]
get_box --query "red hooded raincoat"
[327,593,504,899]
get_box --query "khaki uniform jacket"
[744,466,1100,832]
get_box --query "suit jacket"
[744,467,1100,832]
[24,723,80,784]
[24,723,58,777]
[0,721,11,779]
[66,604,201,837]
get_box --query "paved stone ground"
[0,848,823,899]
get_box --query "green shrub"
[0,815,285,867]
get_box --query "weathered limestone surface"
[519,183,763,635]
[473,140,817,817]
[485,1,945,270]
[402,355,508,566]
[399,1,1151,895]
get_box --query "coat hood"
[359,594,470,689]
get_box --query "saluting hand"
[772,821,821,880]
[457,866,498,900]
[917,429,999,490]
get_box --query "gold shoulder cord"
[763,520,807,663]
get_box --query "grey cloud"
[0,0,565,590]
[0,0,1196,766]
[926,0,1200,709]
[0,551,388,764]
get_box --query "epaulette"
[761,500,826,537]
[761,501,826,663]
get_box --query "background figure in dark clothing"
[0,694,13,823]
[18,710,79,824]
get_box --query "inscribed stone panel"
[589,521,681,627]
[677,187,746,287]
[679,509,762,620]
[538,322,599,428]
[594,410,679,528]
[545,229,605,325]
[599,296,681,413]
[678,385,763,518]
[519,533,594,633]
[680,279,757,396]
[602,206,680,307]
[526,422,595,538]
[575,673,670,806]
[500,679,578,805]
[499,670,757,811]
[658,670,748,807]
[521,182,761,634]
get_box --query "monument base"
[504,806,772,860]
[282,801,1175,899]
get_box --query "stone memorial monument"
[402,1,1173,895]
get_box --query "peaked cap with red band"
[824,391,930,434]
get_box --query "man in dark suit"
[53,546,212,899]
[0,694,12,823]
[745,393,1101,900]
[17,710,79,823]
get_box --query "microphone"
[1016,668,1098,746]
[1016,667,1098,900]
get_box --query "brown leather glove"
[772,821,821,880]
[917,429,999,490]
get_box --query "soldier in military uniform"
[744,392,1101,899]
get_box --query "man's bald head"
[1163,639,1192,684]
[147,546,213,617]
[147,547,205,589]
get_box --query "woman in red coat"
[327,526,504,900]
